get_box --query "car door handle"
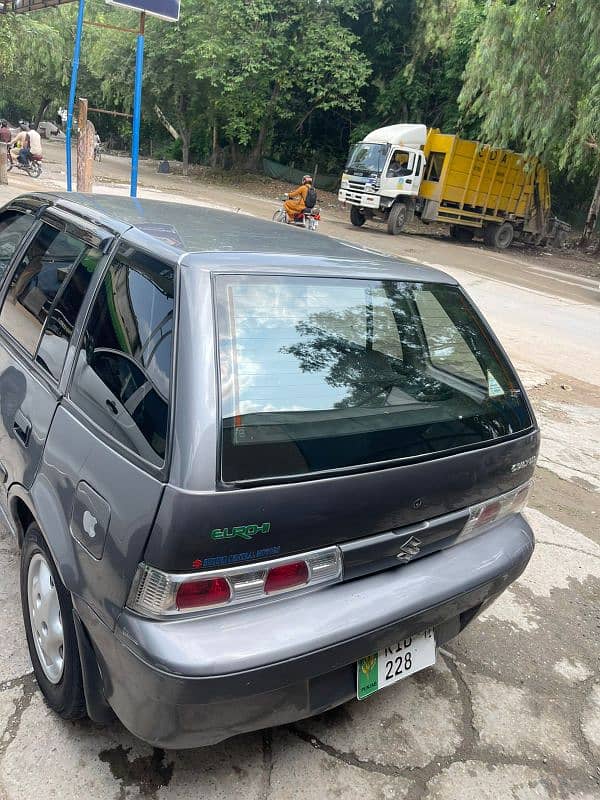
[13,410,31,446]
[405,179,412,184]
[105,398,119,415]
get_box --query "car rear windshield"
[215,275,533,483]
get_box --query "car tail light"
[265,561,309,594]
[127,546,342,618]
[460,480,533,540]
[176,578,231,610]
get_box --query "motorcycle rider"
[284,174,313,221]
[11,121,42,167]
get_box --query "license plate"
[357,628,436,700]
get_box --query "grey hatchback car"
[0,193,538,748]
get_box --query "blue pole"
[66,0,86,192]
[130,12,145,198]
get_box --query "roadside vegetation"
[0,0,598,245]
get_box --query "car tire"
[350,206,366,227]
[387,202,407,235]
[20,523,86,720]
[484,221,514,249]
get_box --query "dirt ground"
[52,140,600,279]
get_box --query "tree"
[186,0,371,168]
[459,0,600,246]
[0,7,83,126]
[85,1,211,175]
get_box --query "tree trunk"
[230,140,242,170]
[211,121,218,169]
[180,130,191,176]
[33,98,50,130]
[247,122,269,171]
[246,82,280,171]
[580,168,600,247]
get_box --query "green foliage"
[459,0,600,174]
[1,0,598,226]
[185,0,370,158]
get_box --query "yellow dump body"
[420,130,551,231]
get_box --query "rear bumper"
[78,515,534,748]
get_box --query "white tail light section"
[460,480,533,540]
[127,546,342,618]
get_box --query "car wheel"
[387,202,407,235]
[484,221,514,249]
[350,206,366,227]
[20,523,86,719]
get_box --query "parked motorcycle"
[7,149,43,178]
[272,195,321,231]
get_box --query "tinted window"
[0,223,89,355]
[36,248,104,380]
[70,246,174,466]
[216,276,532,482]
[0,210,36,279]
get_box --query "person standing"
[0,121,11,145]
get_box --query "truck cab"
[339,124,427,234]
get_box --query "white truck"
[338,123,568,248]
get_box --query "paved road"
[0,162,598,799]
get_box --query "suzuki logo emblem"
[396,536,422,563]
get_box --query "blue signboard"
[106,0,179,21]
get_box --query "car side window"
[36,246,105,381]
[0,222,90,356]
[0,210,36,280]
[69,245,175,466]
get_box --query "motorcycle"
[7,148,43,178]
[272,195,321,231]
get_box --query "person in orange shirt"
[284,175,313,220]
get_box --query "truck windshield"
[345,143,389,176]
[215,276,533,483]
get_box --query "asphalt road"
[0,156,598,799]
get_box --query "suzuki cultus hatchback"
[0,194,538,747]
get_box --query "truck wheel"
[350,206,366,227]
[21,524,86,720]
[484,222,514,249]
[450,225,474,243]
[387,202,407,235]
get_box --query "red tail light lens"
[176,578,231,610]
[265,561,309,594]
[477,500,502,526]
[460,480,533,539]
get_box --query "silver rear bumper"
[78,515,534,748]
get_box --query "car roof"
[12,192,456,284]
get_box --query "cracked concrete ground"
[0,175,598,798]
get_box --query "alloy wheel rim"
[27,553,64,684]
